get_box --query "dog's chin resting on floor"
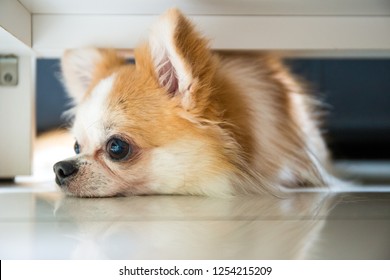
[53,8,339,198]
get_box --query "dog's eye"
[74,141,81,154]
[106,137,131,161]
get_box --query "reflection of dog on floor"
[54,9,338,197]
[44,193,335,259]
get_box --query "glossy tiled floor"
[1,184,390,259]
[0,131,390,259]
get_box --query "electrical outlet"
[0,55,18,86]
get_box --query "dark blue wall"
[286,59,390,159]
[36,58,390,159]
[36,59,70,130]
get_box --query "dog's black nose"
[53,160,78,186]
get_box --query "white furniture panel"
[0,0,31,48]
[18,0,390,16]
[0,56,34,177]
[33,15,390,57]
[0,0,34,178]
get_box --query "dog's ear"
[61,48,123,104]
[139,9,215,110]
[61,48,102,104]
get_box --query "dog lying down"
[53,9,340,197]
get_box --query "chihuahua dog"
[54,9,337,197]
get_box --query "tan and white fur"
[54,9,337,197]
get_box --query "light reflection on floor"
[0,130,389,259]
[0,188,389,259]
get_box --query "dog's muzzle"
[53,160,79,187]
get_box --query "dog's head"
[53,9,239,197]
